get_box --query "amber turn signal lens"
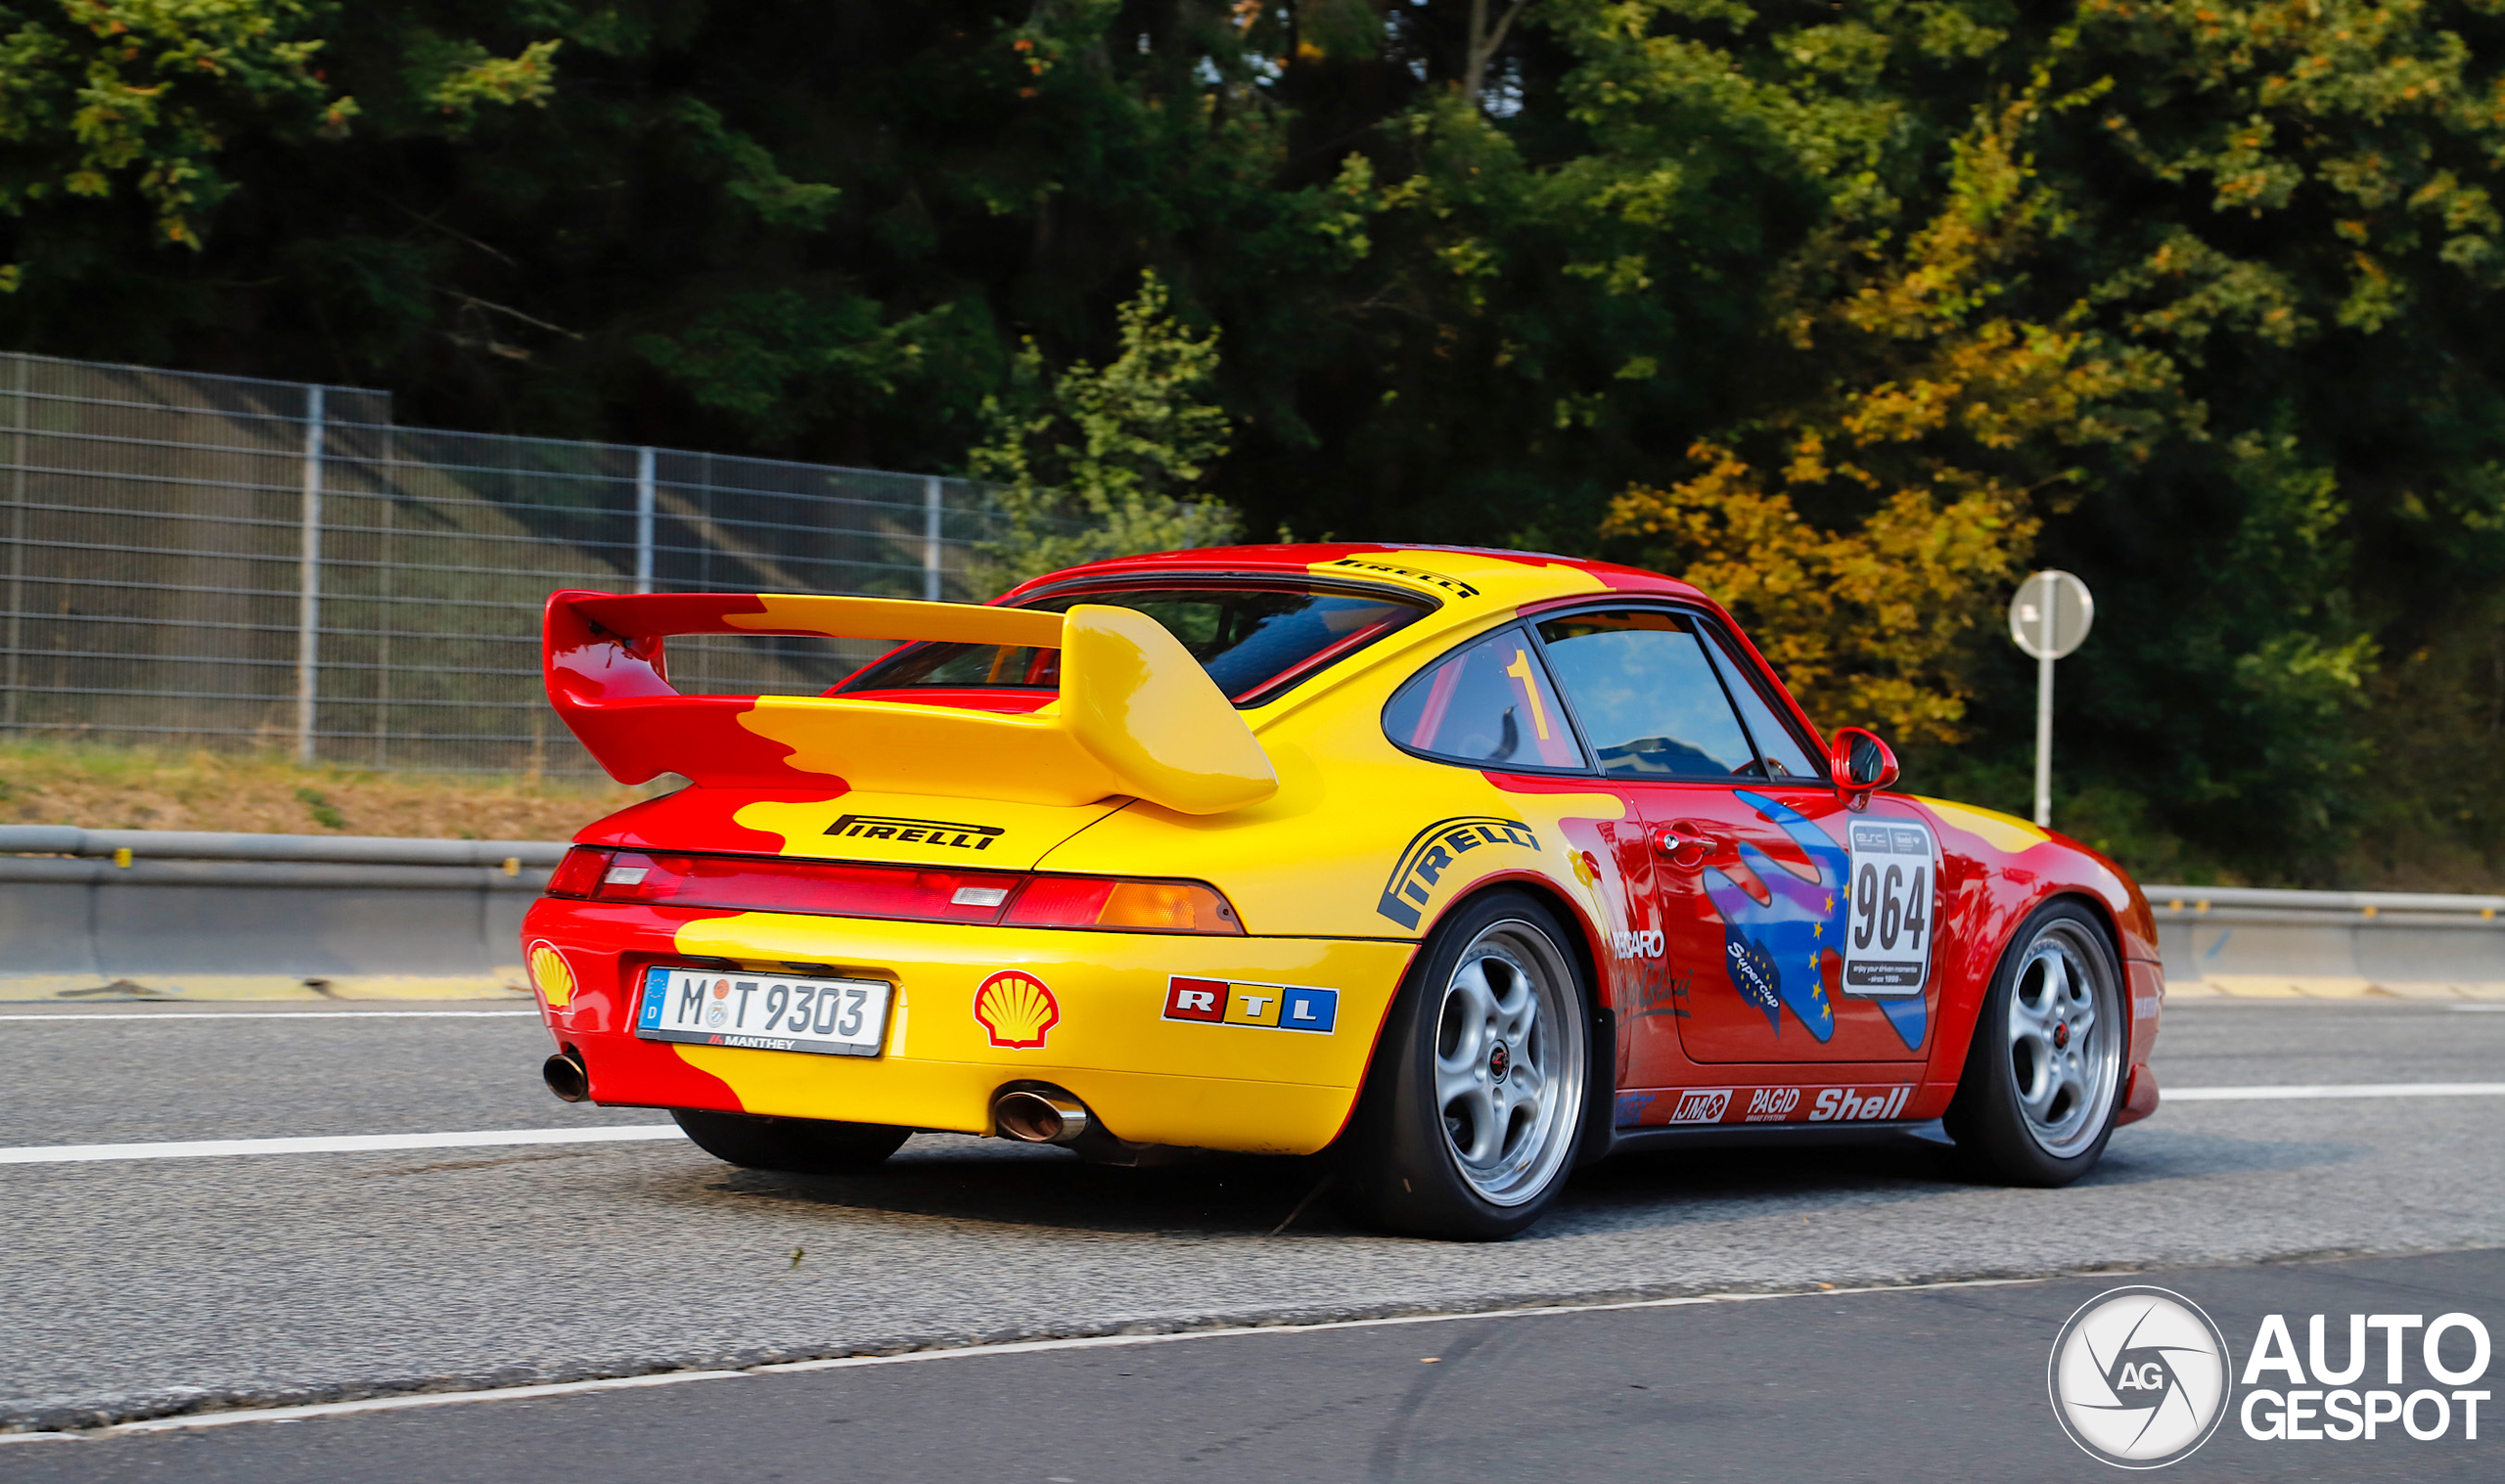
[1097,880,1240,932]
[1003,876,1244,934]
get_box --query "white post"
[634,445,657,594]
[295,385,325,765]
[2033,597,2056,828]
[923,475,943,602]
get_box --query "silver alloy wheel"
[1431,918,1586,1206]
[2004,920,2121,1158]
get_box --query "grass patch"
[0,742,654,840]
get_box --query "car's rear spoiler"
[542,591,1278,814]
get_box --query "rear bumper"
[523,898,1416,1155]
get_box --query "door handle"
[1653,824,1716,866]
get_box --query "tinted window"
[834,586,1425,704]
[1536,610,1755,779]
[1705,632,1823,780]
[1384,626,1587,771]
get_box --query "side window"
[1384,626,1586,771]
[1535,610,1756,779]
[1705,632,1824,780]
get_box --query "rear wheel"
[1341,890,1591,1240]
[1943,900,2125,1186]
[669,1109,910,1174]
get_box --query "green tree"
[7,2,2505,885]
[971,270,1241,582]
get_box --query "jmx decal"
[826,814,1005,850]
[1665,1088,1731,1124]
[1375,817,1540,929]
[1163,977,1339,1033]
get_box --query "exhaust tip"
[542,1050,590,1103]
[992,1088,1090,1146]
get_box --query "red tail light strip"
[543,846,1243,934]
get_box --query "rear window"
[832,585,1429,705]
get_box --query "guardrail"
[2141,884,2503,999]
[0,829,563,1001]
[0,836,2493,1002]
[0,826,567,871]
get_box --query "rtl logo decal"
[1163,976,1338,1034]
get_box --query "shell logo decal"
[973,970,1060,1050]
[526,941,575,1007]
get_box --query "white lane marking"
[2168,1082,2505,1101]
[0,1126,679,1165]
[10,1081,2501,1167]
[0,1010,534,1022]
[62,1275,2045,1439]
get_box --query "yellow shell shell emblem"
[527,941,575,1007]
[973,970,1059,1050]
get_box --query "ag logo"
[2050,1286,2233,1468]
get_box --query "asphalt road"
[7,1247,2498,1482]
[3,998,2502,1448]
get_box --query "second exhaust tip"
[993,1089,1091,1146]
[542,1050,590,1103]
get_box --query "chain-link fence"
[0,351,1043,776]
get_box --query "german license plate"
[634,967,891,1057]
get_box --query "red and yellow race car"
[524,545,2162,1238]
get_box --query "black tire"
[669,1108,910,1174]
[1943,899,2127,1186]
[1340,889,1592,1240]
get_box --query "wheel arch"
[1931,886,2129,1093]
[1337,871,1617,1160]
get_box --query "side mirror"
[1829,726,1898,811]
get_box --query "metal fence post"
[635,445,657,594]
[3,355,26,734]
[923,475,943,602]
[295,385,324,765]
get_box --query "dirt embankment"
[0,744,650,840]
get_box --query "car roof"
[993,542,1710,621]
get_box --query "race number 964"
[1843,820,1936,998]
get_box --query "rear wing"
[542,591,1278,815]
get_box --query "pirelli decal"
[824,813,1003,850]
[1325,557,1480,599]
[1375,816,1541,929]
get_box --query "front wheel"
[1341,890,1591,1240]
[1943,900,2126,1186]
[670,1109,910,1174]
